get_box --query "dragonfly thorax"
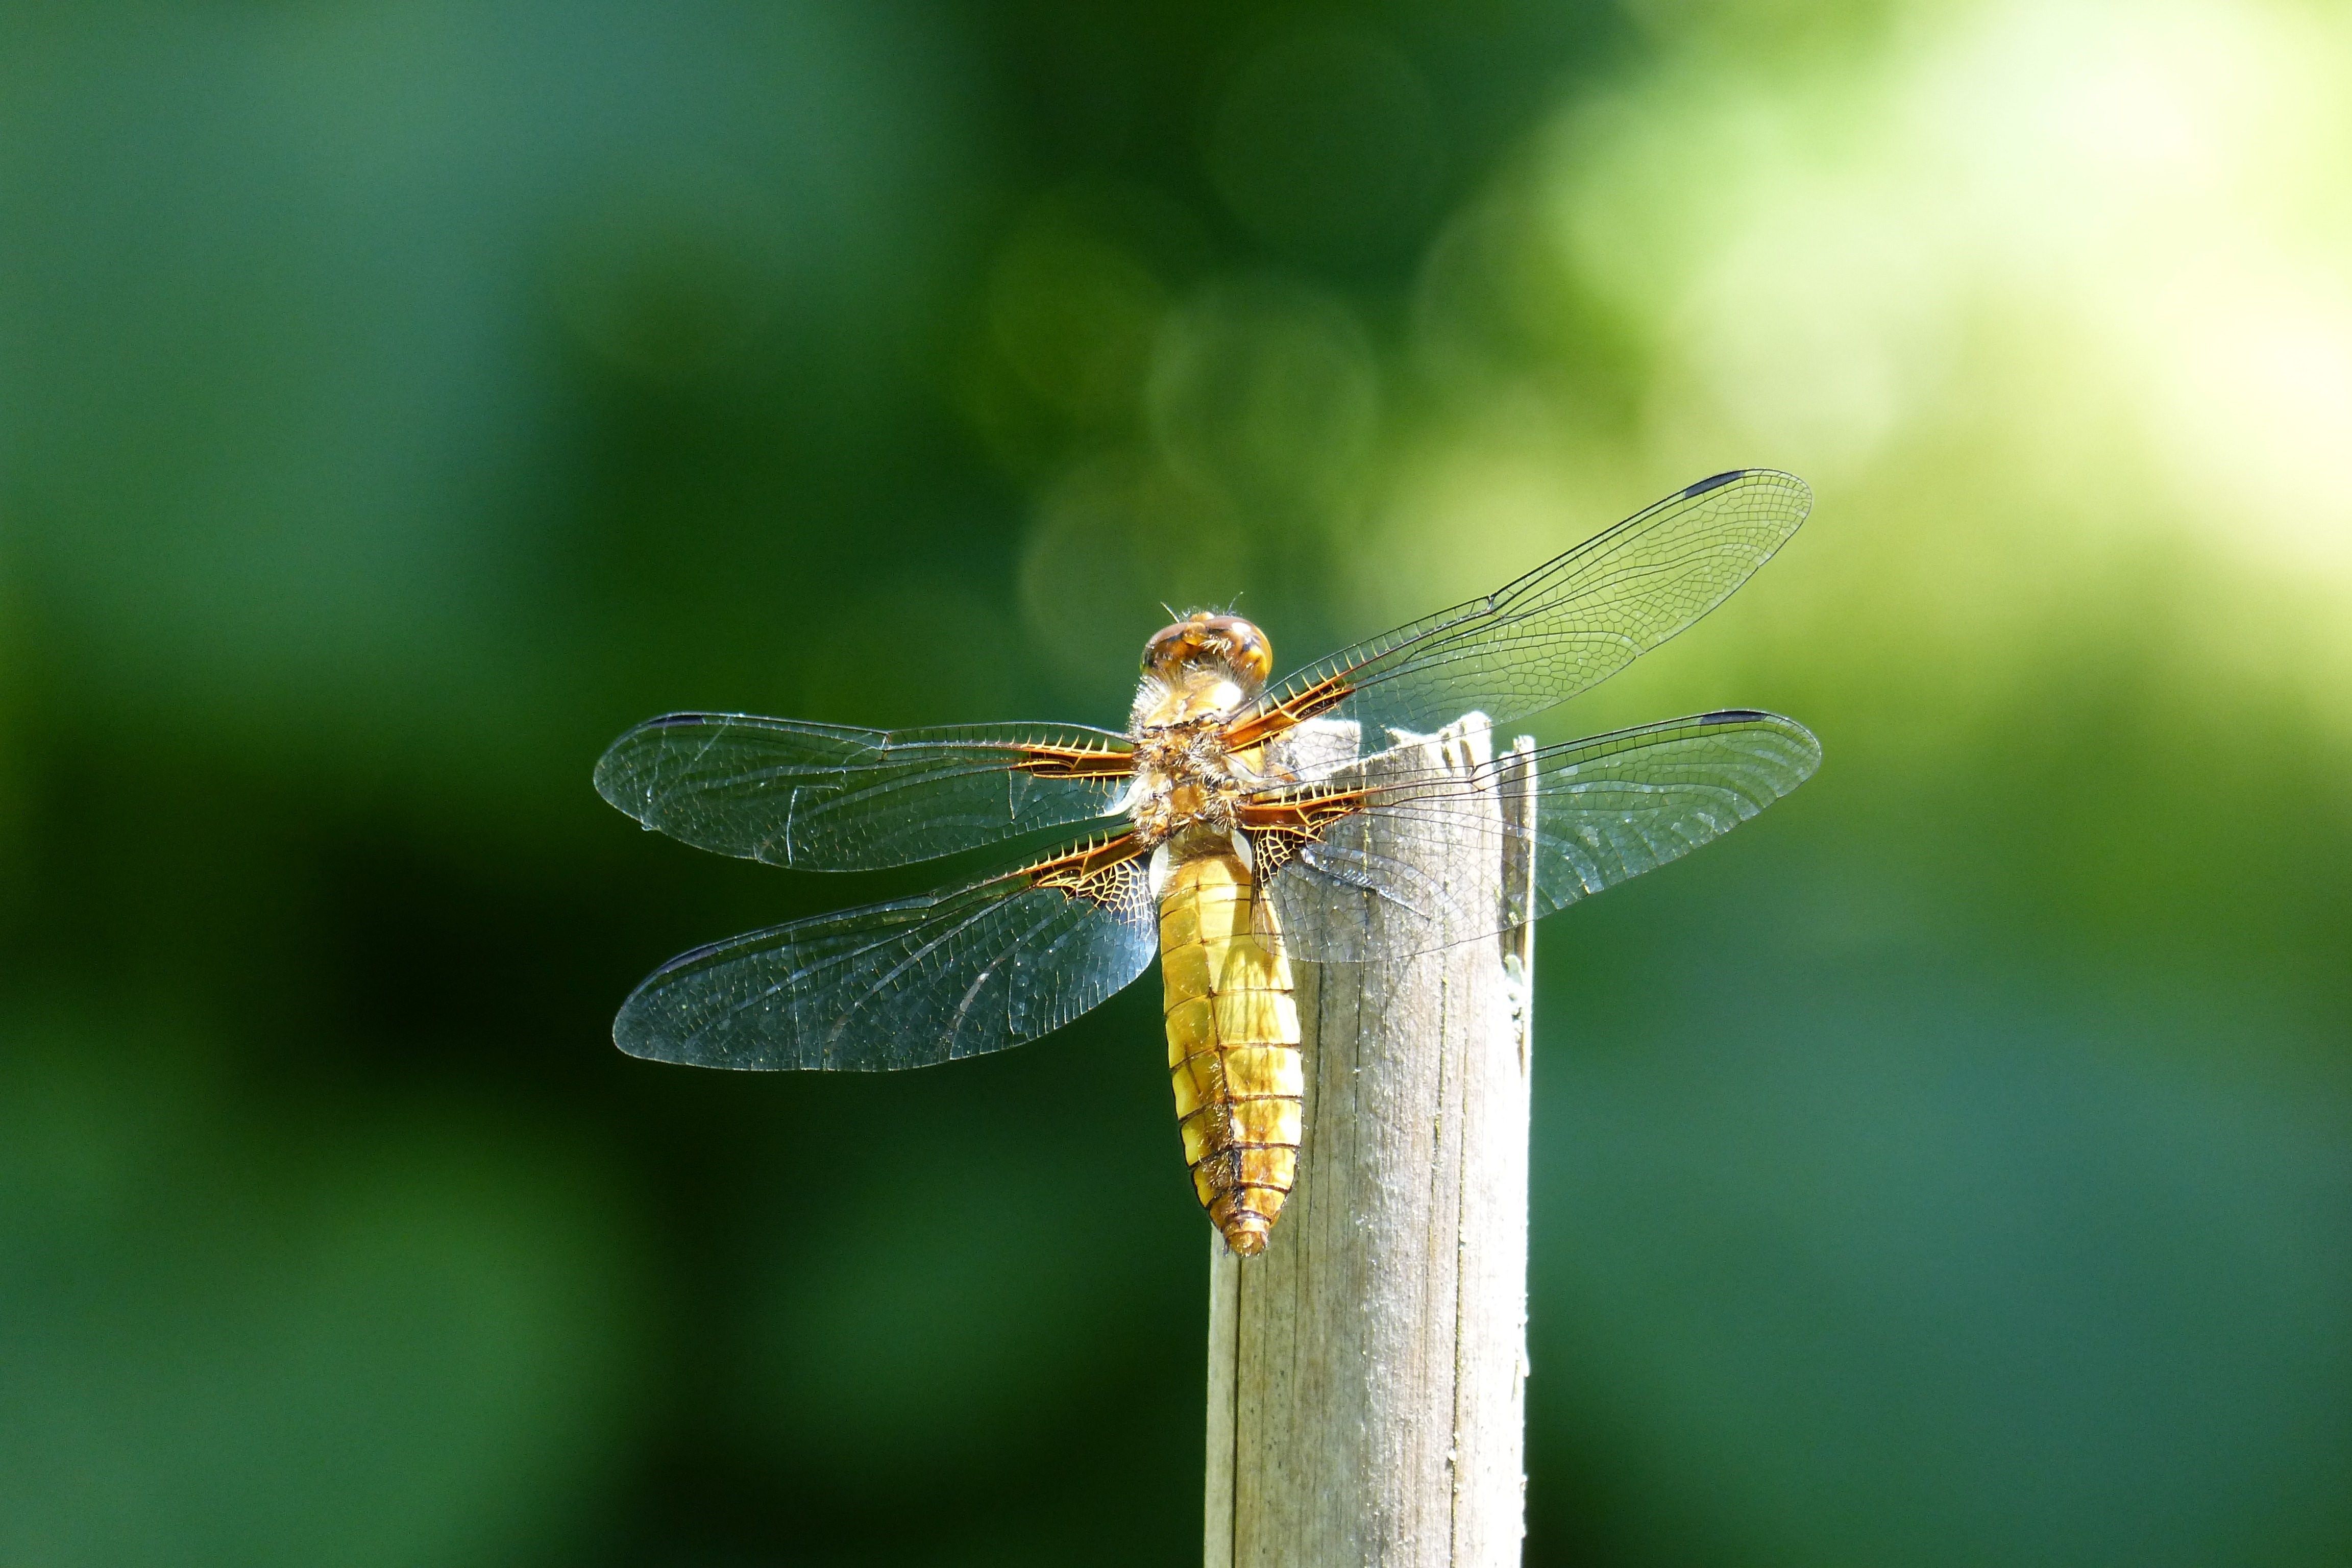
[1126,718,1246,847]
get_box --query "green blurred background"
[3,2,2348,1563]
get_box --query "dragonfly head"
[1142,612,1272,696]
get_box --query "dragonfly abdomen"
[1160,845,1302,1256]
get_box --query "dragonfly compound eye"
[1142,612,1273,694]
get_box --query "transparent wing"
[1226,470,1811,756]
[1253,711,1820,963]
[614,836,1156,1070]
[594,714,1134,871]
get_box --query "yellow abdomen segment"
[1161,848,1303,1256]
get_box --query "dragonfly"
[596,469,1820,1256]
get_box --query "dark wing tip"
[1692,707,1823,779]
[1678,468,1814,520]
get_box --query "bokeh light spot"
[1145,274,1379,518]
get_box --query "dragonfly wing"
[615,835,1157,1070]
[594,714,1134,871]
[1251,711,1820,963]
[1224,470,1810,752]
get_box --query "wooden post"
[1206,720,1539,1568]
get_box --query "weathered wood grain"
[1206,720,1538,1568]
